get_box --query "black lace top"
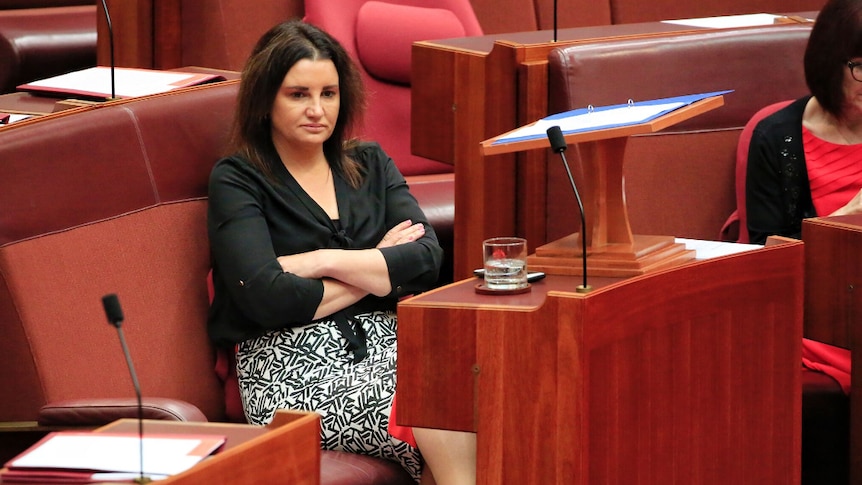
[746,96,817,244]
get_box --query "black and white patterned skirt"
[236,310,421,481]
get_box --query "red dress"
[799,127,862,394]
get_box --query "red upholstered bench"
[0,82,426,484]
[0,2,96,94]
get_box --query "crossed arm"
[277,219,426,320]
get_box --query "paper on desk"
[675,238,762,260]
[6,432,224,477]
[17,66,223,100]
[662,13,782,28]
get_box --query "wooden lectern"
[397,239,803,484]
[479,93,724,277]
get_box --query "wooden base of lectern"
[527,233,695,277]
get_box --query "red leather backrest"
[304,0,482,177]
[0,82,239,423]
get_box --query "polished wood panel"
[154,0,182,68]
[802,214,862,348]
[398,241,803,484]
[98,0,155,68]
[0,410,320,484]
[96,0,185,69]
[802,214,862,485]
[98,410,321,484]
[97,0,305,71]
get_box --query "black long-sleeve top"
[746,96,817,245]
[207,142,443,347]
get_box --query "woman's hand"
[276,220,423,297]
[377,220,425,248]
[831,189,862,216]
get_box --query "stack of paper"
[16,67,226,100]
[1,432,225,483]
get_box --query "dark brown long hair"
[805,0,862,118]
[231,19,366,187]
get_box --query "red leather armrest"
[38,398,208,426]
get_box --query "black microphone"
[102,294,152,484]
[547,126,592,293]
[98,0,116,100]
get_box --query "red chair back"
[303,0,482,177]
[720,99,794,243]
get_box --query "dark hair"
[231,19,366,186]
[804,0,862,117]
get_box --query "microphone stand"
[98,0,116,100]
[546,126,592,293]
[553,0,558,42]
[117,327,149,484]
[103,294,152,484]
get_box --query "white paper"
[675,238,762,260]
[19,67,215,99]
[7,114,32,124]
[91,472,168,481]
[662,13,781,28]
[10,433,218,477]
[496,101,685,144]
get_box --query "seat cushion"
[321,450,415,485]
[355,1,466,84]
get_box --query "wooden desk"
[397,240,803,484]
[802,214,862,348]
[412,14,816,278]
[0,68,240,129]
[802,214,862,484]
[0,93,62,116]
[0,410,320,484]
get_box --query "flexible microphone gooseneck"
[553,0,558,42]
[546,126,592,293]
[98,0,116,100]
[102,294,152,484]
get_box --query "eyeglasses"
[848,61,862,82]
